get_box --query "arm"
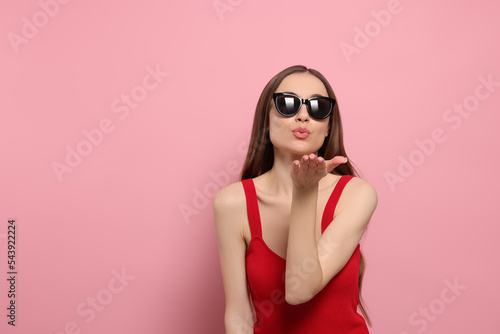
[285,155,378,305]
[214,183,255,334]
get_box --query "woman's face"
[269,72,331,157]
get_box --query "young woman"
[214,65,378,333]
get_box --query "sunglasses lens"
[308,98,332,119]
[276,95,300,116]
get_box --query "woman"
[214,65,378,333]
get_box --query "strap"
[322,175,355,233]
[241,179,262,238]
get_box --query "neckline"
[247,175,345,262]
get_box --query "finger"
[331,155,347,164]
[309,153,318,169]
[290,159,300,180]
[292,160,300,173]
[318,156,327,174]
[311,154,320,173]
[302,155,310,173]
[325,156,348,173]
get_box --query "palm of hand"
[290,154,347,189]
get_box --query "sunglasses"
[272,92,336,120]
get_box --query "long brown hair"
[239,65,372,327]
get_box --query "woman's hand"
[290,154,348,190]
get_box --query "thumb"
[325,156,348,173]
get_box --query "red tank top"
[242,175,369,333]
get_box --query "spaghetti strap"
[241,179,262,238]
[322,175,355,233]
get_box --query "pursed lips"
[292,127,310,138]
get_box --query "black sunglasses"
[273,92,336,120]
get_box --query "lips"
[292,127,310,139]
[292,127,310,134]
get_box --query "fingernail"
[344,157,348,163]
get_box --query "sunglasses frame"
[272,92,336,120]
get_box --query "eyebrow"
[281,91,326,98]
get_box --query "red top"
[242,175,368,333]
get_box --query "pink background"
[1,0,499,333]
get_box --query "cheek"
[312,122,330,146]
[320,122,330,136]
[269,114,290,139]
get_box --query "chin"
[278,144,323,157]
[271,136,325,155]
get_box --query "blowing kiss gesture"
[290,154,348,189]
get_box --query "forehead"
[275,72,328,98]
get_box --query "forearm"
[225,313,254,334]
[285,184,322,304]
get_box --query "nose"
[295,102,309,123]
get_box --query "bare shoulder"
[214,181,246,212]
[213,180,250,252]
[337,176,378,212]
[213,181,248,227]
[345,176,377,195]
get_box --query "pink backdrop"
[1,0,499,333]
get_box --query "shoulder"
[345,175,377,195]
[214,180,246,207]
[213,180,247,222]
[338,176,378,213]
[213,180,250,245]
